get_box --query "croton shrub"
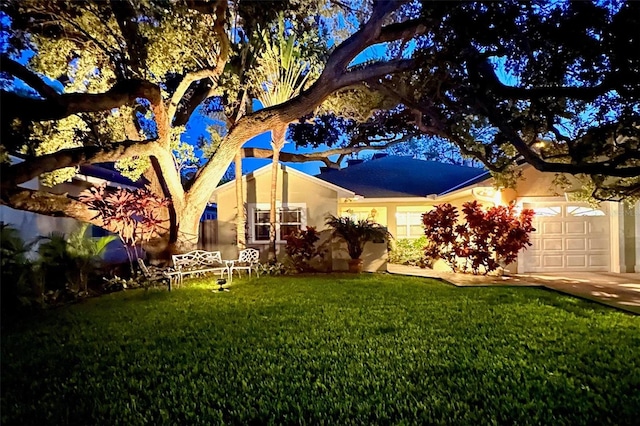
[284,226,323,272]
[422,201,535,275]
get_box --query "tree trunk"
[268,126,286,263]
[143,206,200,264]
[235,150,246,252]
[268,145,280,263]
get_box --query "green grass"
[2,274,639,425]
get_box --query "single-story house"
[210,155,640,274]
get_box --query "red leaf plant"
[422,201,535,275]
[284,226,323,272]
[79,184,171,269]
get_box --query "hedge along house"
[316,155,640,274]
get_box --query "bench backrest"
[238,248,260,264]
[172,250,223,270]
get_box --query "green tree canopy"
[1,1,638,259]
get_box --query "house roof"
[210,163,355,200]
[315,156,489,198]
[78,163,143,188]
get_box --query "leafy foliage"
[79,184,170,246]
[284,226,323,272]
[388,237,429,267]
[325,214,391,260]
[36,224,116,293]
[1,275,638,424]
[255,261,290,276]
[0,223,37,317]
[423,202,535,274]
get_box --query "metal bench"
[137,258,180,290]
[171,250,230,287]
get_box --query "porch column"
[609,202,625,273]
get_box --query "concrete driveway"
[518,272,640,314]
[387,264,640,314]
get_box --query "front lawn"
[2,274,639,425]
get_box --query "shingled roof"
[315,156,488,198]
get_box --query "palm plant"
[325,215,391,272]
[1,223,36,315]
[37,224,116,294]
[248,17,318,262]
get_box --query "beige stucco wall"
[214,167,341,263]
[512,165,587,197]
[338,193,473,242]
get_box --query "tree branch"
[0,56,59,98]
[376,18,429,44]
[109,0,147,76]
[467,56,619,101]
[242,139,410,165]
[0,187,105,225]
[481,101,640,178]
[185,1,418,215]
[1,79,163,122]
[322,0,408,74]
[1,140,160,186]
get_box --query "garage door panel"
[566,255,587,267]
[522,203,610,273]
[566,239,586,250]
[542,238,563,250]
[589,239,608,250]
[524,255,542,268]
[542,222,563,234]
[566,222,586,234]
[589,255,609,267]
[588,221,609,234]
[542,256,563,267]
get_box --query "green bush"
[0,223,38,317]
[388,237,428,266]
[36,224,116,294]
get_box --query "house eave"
[210,163,355,202]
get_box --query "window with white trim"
[395,211,424,238]
[340,207,385,224]
[566,206,606,217]
[249,204,306,243]
[531,206,561,217]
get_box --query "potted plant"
[325,214,391,273]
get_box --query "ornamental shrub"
[423,201,535,274]
[388,237,428,267]
[0,223,37,318]
[284,226,322,272]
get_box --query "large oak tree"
[0,0,419,258]
[1,1,638,260]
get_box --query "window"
[567,206,606,217]
[250,204,305,243]
[396,211,424,238]
[340,207,386,224]
[531,206,561,217]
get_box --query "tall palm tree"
[249,21,315,262]
[234,150,246,251]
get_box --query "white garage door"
[522,203,610,273]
